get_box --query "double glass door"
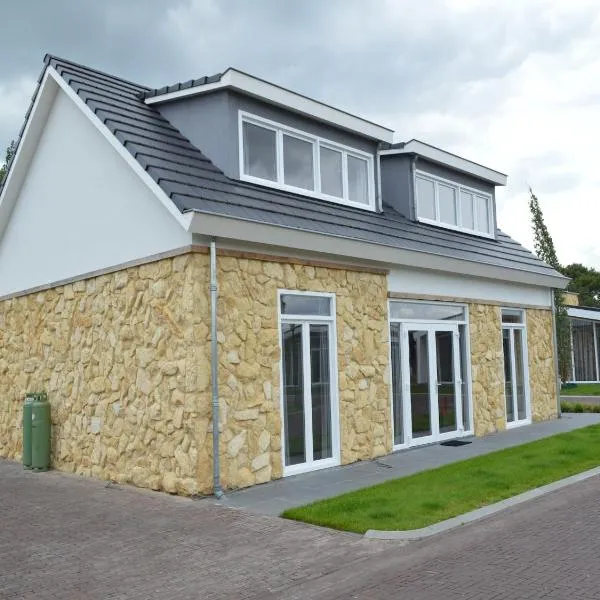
[281,320,338,475]
[393,322,463,446]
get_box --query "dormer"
[380,140,507,239]
[142,68,394,212]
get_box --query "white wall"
[0,88,192,298]
[388,266,552,308]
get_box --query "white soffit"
[380,140,508,186]
[145,68,395,143]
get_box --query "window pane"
[416,177,435,220]
[283,134,314,190]
[476,195,491,234]
[242,122,277,181]
[281,294,332,316]
[282,323,305,466]
[310,324,332,460]
[436,330,458,434]
[438,184,457,225]
[347,155,369,205]
[319,146,343,198]
[460,191,475,230]
[502,309,523,324]
[503,329,514,423]
[390,323,404,445]
[389,301,465,321]
[409,330,432,438]
[514,328,527,420]
[572,319,598,381]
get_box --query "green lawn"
[561,383,600,396]
[282,424,600,534]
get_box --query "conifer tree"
[529,187,572,380]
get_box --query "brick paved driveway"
[2,458,600,599]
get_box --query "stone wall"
[0,250,390,495]
[527,308,558,422]
[468,303,506,435]
[0,253,209,495]
[215,254,390,491]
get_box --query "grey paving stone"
[3,453,600,599]
[217,414,600,514]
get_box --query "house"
[563,293,600,383]
[0,56,568,495]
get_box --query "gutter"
[210,240,223,498]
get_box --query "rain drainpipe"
[210,240,223,498]
[551,291,562,419]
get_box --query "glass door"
[280,293,339,475]
[400,323,462,446]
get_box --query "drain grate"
[440,439,472,447]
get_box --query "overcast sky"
[1,0,598,267]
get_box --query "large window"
[415,171,494,237]
[240,112,375,209]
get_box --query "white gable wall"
[0,88,192,298]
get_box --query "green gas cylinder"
[22,393,36,469]
[31,393,51,471]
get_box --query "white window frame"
[277,289,341,476]
[501,308,532,428]
[414,170,495,238]
[388,299,474,450]
[239,111,376,211]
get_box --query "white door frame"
[502,311,532,428]
[400,322,464,447]
[278,290,340,477]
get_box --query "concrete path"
[217,413,600,515]
[3,457,600,599]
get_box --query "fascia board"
[567,307,600,321]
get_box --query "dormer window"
[239,112,375,210]
[415,171,493,237]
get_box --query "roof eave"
[187,210,568,290]
[380,141,507,186]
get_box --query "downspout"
[210,239,223,498]
[551,291,562,419]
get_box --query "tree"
[528,187,572,381]
[562,263,600,308]
[0,140,17,184]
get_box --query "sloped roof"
[5,55,566,283]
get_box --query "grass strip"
[561,383,600,396]
[282,424,600,533]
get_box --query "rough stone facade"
[468,303,558,435]
[527,308,558,422]
[215,254,390,491]
[0,250,390,494]
[0,253,208,495]
[468,303,506,435]
[0,248,558,495]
